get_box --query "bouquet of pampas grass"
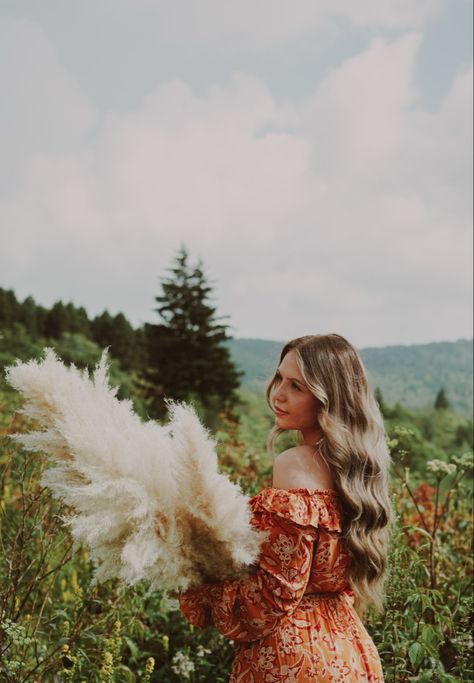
[4,348,268,593]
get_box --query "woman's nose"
[274,384,287,402]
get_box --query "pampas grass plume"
[5,348,267,592]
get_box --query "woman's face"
[272,349,319,432]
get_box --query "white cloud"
[0,16,471,346]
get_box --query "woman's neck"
[300,427,323,448]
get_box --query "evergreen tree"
[143,246,241,419]
[374,387,386,416]
[0,288,19,329]
[64,302,91,336]
[91,311,115,347]
[35,305,49,337]
[434,387,450,411]
[45,301,69,339]
[18,296,38,336]
[91,310,141,370]
[108,313,139,370]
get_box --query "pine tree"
[91,311,146,371]
[0,288,20,329]
[374,387,386,416]
[18,296,38,336]
[143,246,241,420]
[434,387,450,411]
[45,301,69,339]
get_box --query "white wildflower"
[171,650,195,679]
[452,453,473,470]
[160,592,180,612]
[426,460,457,477]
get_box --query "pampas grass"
[4,348,268,593]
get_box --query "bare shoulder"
[274,445,313,466]
[272,445,334,490]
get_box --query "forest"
[0,248,473,682]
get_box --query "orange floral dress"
[179,487,384,682]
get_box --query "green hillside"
[226,338,473,416]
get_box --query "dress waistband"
[304,588,355,605]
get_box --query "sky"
[1,0,472,348]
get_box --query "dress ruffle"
[179,487,385,682]
[249,487,343,532]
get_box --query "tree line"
[0,245,461,426]
[0,246,241,423]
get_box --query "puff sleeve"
[178,494,319,642]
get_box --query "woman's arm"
[179,513,318,642]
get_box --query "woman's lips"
[274,406,289,416]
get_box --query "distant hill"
[226,338,473,416]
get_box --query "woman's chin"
[275,414,291,427]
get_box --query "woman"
[179,333,394,682]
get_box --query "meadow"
[0,374,472,682]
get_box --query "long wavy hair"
[265,334,394,618]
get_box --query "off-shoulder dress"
[179,487,384,682]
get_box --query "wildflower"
[452,453,473,470]
[99,651,114,682]
[70,568,78,591]
[145,657,155,673]
[426,460,457,477]
[60,643,77,679]
[142,657,155,683]
[100,621,122,675]
[1,618,34,647]
[4,659,21,674]
[161,593,180,611]
[72,584,84,611]
[171,650,195,679]
[162,634,169,651]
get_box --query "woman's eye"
[292,382,301,391]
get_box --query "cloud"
[0,15,98,191]
[0,17,471,346]
[110,0,441,51]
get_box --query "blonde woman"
[179,333,394,682]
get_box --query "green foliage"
[1,382,472,681]
[2,286,472,417]
[0,325,149,420]
[365,447,473,682]
[0,287,144,377]
[1,289,473,682]
[142,246,241,423]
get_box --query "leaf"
[420,594,433,612]
[115,664,136,683]
[421,624,442,650]
[408,642,425,669]
[417,673,434,683]
[123,636,139,659]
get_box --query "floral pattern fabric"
[179,487,384,682]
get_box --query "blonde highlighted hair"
[266,334,394,618]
